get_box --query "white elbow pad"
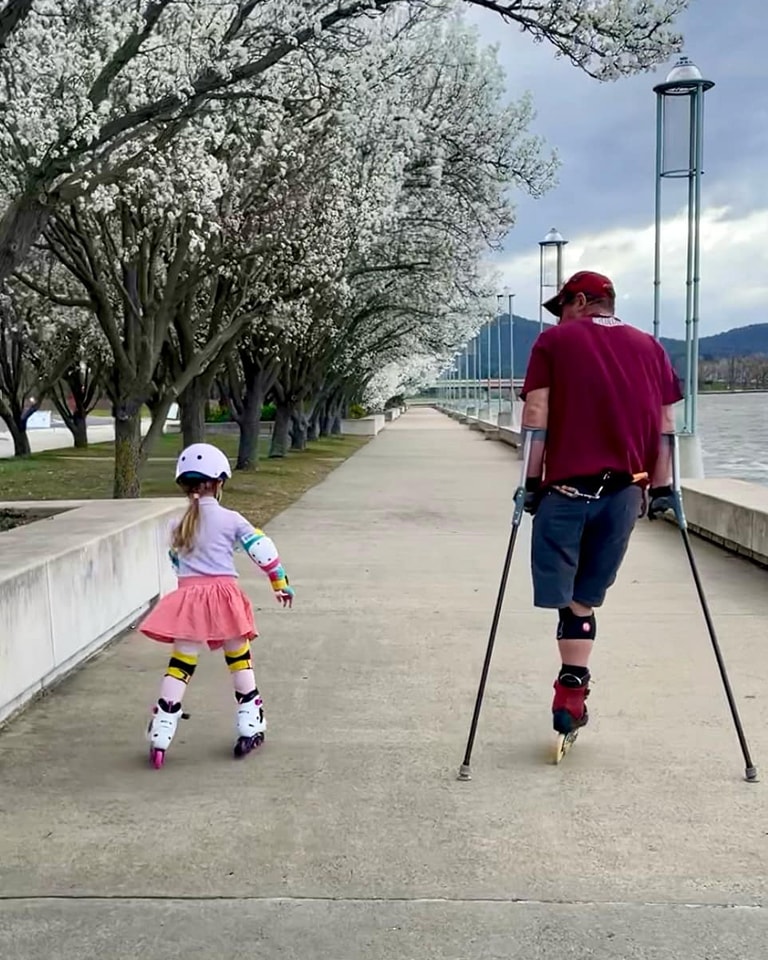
[240,530,279,569]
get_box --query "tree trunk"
[0,401,39,456]
[235,378,267,471]
[329,401,343,436]
[179,376,208,447]
[71,412,88,449]
[307,413,319,442]
[268,403,292,459]
[317,399,331,437]
[2,415,30,456]
[290,409,308,451]
[0,191,53,284]
[50,367,103,451]
[113,411,142,498]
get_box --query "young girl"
[138,442,294,768]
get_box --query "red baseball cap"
[542,270,616,317]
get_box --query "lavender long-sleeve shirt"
[168,498,288,591]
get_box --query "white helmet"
[175,443,232,483]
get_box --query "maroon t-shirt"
[520,316,683,486]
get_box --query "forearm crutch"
[457,429,537,781]
[669,434,758,783]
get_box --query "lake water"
[697,393,768,487]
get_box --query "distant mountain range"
[468,316,768,379]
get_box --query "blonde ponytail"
[172,495,201,554]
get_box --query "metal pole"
[683,92,697,434]
[473,336,480,408]
[496,308,503,417]
[454,360,458,406]
[464,347,469,403]
[469,340,473,407]
[508,293,515,406]
[653,92,664,340]
[690,86,705,436]
[538,246,544,333]
[556,243,564,289]
[486,321,491,416]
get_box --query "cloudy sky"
[467,0,767,337]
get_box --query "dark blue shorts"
[530,485,642,609]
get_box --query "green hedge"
[205,402,277,423]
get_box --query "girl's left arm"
[237,521,294,601]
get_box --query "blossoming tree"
[0,0,687,283]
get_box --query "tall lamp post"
[507,291,516,403]
[653,55,714,478]
[485,319,492,417]
[496,294,504,417]
[454,351,461,408]
[539,228,567,332]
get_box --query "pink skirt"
[138,576,257,650]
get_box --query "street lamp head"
[540,227,568,248]
[654,55,715,96]
[655,55,714,181]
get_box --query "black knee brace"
[225,642,252,673]
[166,651,198,685]
[557,607,597,641]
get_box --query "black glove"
[523,477,543,515]
[647,485,676,521]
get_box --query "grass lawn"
[0,433,370,526]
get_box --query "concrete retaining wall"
[341,414,386,436]
[435,405,768,568]
[0,499,183,726]
[677,479,768,567]
[166,409,405,439]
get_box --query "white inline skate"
[146,698,185,769]
[234,690,266,758]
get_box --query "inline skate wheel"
[234,734,264,758]
[150,747,165,769]
[553,730,579,765]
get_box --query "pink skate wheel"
[150,748,165,769]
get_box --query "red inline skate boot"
[551,670,590,764]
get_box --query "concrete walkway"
[1,407,767,958]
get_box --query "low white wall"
[498,426,523,450]
[341,414,386,436]
[435,406,768,566]
[0,499,183,726]
[678,479,768,567]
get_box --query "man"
[519,270,682,738]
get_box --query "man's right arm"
[521,388,548,483]
[650,404,676,489]
[519,337,551,511]
[647,344,682,519]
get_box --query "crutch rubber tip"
[457,764,472,781]
[745,766,758,783]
